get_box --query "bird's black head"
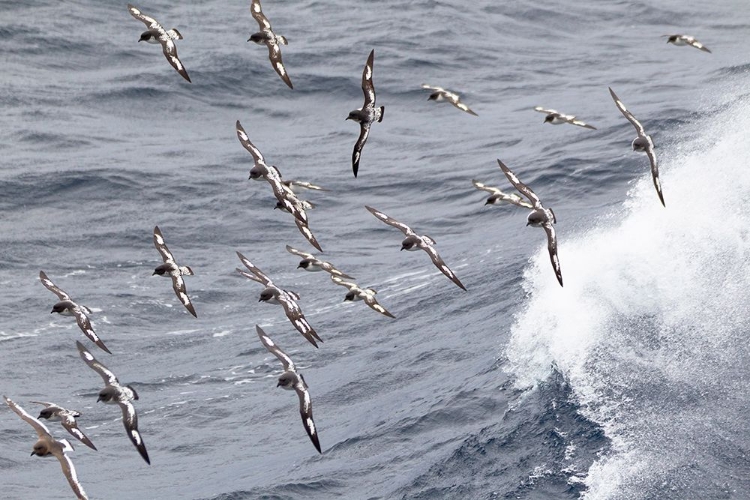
[138,32,151,43]
[544,115,554,123]
[400,239,416,251]
[50,303,66,314]
[31,443,49,457]
[97,389,113,403]
[152,267,166,276]
[667,35,678,43]
[277,372,295,388]
[428,93,439,101]
[298,260,311,270]
[344,292,356,302]
[37,409,54,420]
[259,289,274,302]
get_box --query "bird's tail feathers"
[180,266,194,276]
[377,106,385,123]
[167,28,183,40]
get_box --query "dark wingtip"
[98,342,112,355]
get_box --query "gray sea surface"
[2,0,750,499]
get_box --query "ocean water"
[1,0,749,499]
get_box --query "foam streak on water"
[506,89,750,499]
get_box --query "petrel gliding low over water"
[497,159,563,287]
[365,206,467,291]
[236,251,322,348]
[609,87,665,207]
[533,106,596,129]
[248,0,293,88]
[4,396,89,500]
[76,341,151,465]
[152,226,197,317]
[39,271,111,354]
[664,34,712,53]
[347,49,384,178]
[32,401,97,451]
[421,84,478,116]
[128,4,191,83]
[256,325,322,454]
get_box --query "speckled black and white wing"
[496,159,542,209]
[365,206,415,236]
[284,180,326,191]
[294,379,321,453]
[330,275,358,291]
[421,245,467,291]
[235,120,268,166]
[608,87,645,135]
[362,49,376,108]
[236,251,273,286]
[270,178,309,225]
[250,0,272,31]
[362,293,395,318]
[542,222,563,287]
[285,245,314,261]
[684,36,711,52]
[472,180,504,196]
[277,292,322,347]
[60,415,97,451]
[421,84,446,93]
[453,100,477,116]
[236,268,265,285]
[645,143,665,207]
[72,308,111,354]
[76,341,119,386]
[256,325,296,372]
[118,400,150,464]
[534,106,558,115]
[161,38,190,82]
[567,116,597,130]
[352,122,371,178]
[267,42,293,89]
[4,396,53,440]
[171,274,197,317]
[52,446,89,500]
[294,219,323,252]
[128,4,163,32]
[153,226,176,265]
[39,271,71,301]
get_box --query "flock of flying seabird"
[4,1,714,497]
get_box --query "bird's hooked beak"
[526,221,531,226]
[276,381,281,387]
[258,298,263,302]
[152,271,157,276]
[50,309,54,314]
[297,263,304,269]
[96,395,103,402]
[30,451,36,456]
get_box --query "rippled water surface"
[1,0,749,499]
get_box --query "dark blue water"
[2,0,749,498]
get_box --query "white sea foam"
[506,91,750,499]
